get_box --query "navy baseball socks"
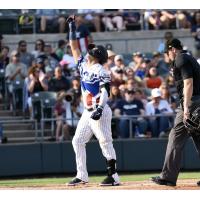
[100,159,120,186]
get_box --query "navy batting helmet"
[88,44,108,65]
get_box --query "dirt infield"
[0,179,200,190]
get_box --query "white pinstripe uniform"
[72,56,117,182]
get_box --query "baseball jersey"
[77,56,111,110]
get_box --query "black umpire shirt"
[171,50,200,102]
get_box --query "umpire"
[151,38,200,186]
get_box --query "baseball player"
[66,16,120,186]
[151,38,200,186]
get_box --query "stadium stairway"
[0,101,54,143]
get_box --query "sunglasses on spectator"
[127,91,135,95]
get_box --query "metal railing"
[39,113,176,141]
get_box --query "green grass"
[0,172,200,187]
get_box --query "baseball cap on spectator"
[152,51,161,57]
[107,50,116,58]
[114,54,124,62]
[165,38,183,53]
[151,88,161,98]
[133,51,143,57]
[36,57,44,64]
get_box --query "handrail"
[40,113,176,141]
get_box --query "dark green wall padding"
[0,138,199,177]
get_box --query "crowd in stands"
[0,9,200,34]
[0,9,200,143]
[0,31,181,142]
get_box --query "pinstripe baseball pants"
[72,104,116,182]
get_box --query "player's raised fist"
[66,15,75,24]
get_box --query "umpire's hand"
[91,106,103,120]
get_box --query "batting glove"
[66,15,76,31]
[91,106,103,120]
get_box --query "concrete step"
[2,123,33,131]
[0,103,9,110]
[7,136,53,143]
[0,110,14,116]
[0,116,24,121]
[4,129,53,138]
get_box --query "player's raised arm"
[66,15,81,64]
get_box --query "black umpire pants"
[160,97,200,183]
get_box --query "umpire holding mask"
[151,38,200,187]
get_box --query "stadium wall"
[0,139,199,177]
[2,29,195,56]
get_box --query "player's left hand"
[91,106,103,120]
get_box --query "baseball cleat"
[67,178,88,186]
[100,173,120,186]
[151,176,176,186]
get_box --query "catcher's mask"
[88,43,108,65]
[184,107,200,133]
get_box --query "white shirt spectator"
[145,99,173,115]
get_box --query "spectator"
[63,93,84,140]
[159,83,178,112]
[114,89,148,138]
[48,66,70,92]
[59,60,72,79]
[18,40,34,68]
[0,46,9,69]
[36,9,66,33]
[107,85,122,139]
[158,31,173,53]
[0,46,9,100]
[111,54,125,77]
[5,50,27,110]
[19,9,34,26]
[55,40,66,61]
[143,66,164,96]
[54,91,68,141]
[104,50,116,71]
[151,51,170,78]
[62,44,77,69]
[26,65,48,119]
[66,15,93,54]
[32,39,45,59]
[176,10,191,29]
[44,43,59,70]
[78,9,103,32]
[145,88,173,138]
[144,10,175,30]
[134,88,148,107]
[108,85,122,112]
[102,10,125,31]
[191,11,200,58]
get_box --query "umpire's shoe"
[100,173,120,186]
[151,176,176,186]
[68,178,88,186]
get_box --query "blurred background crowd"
[0,9,200,143]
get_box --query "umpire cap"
[165,38,183,53]
[88,44,108,65]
